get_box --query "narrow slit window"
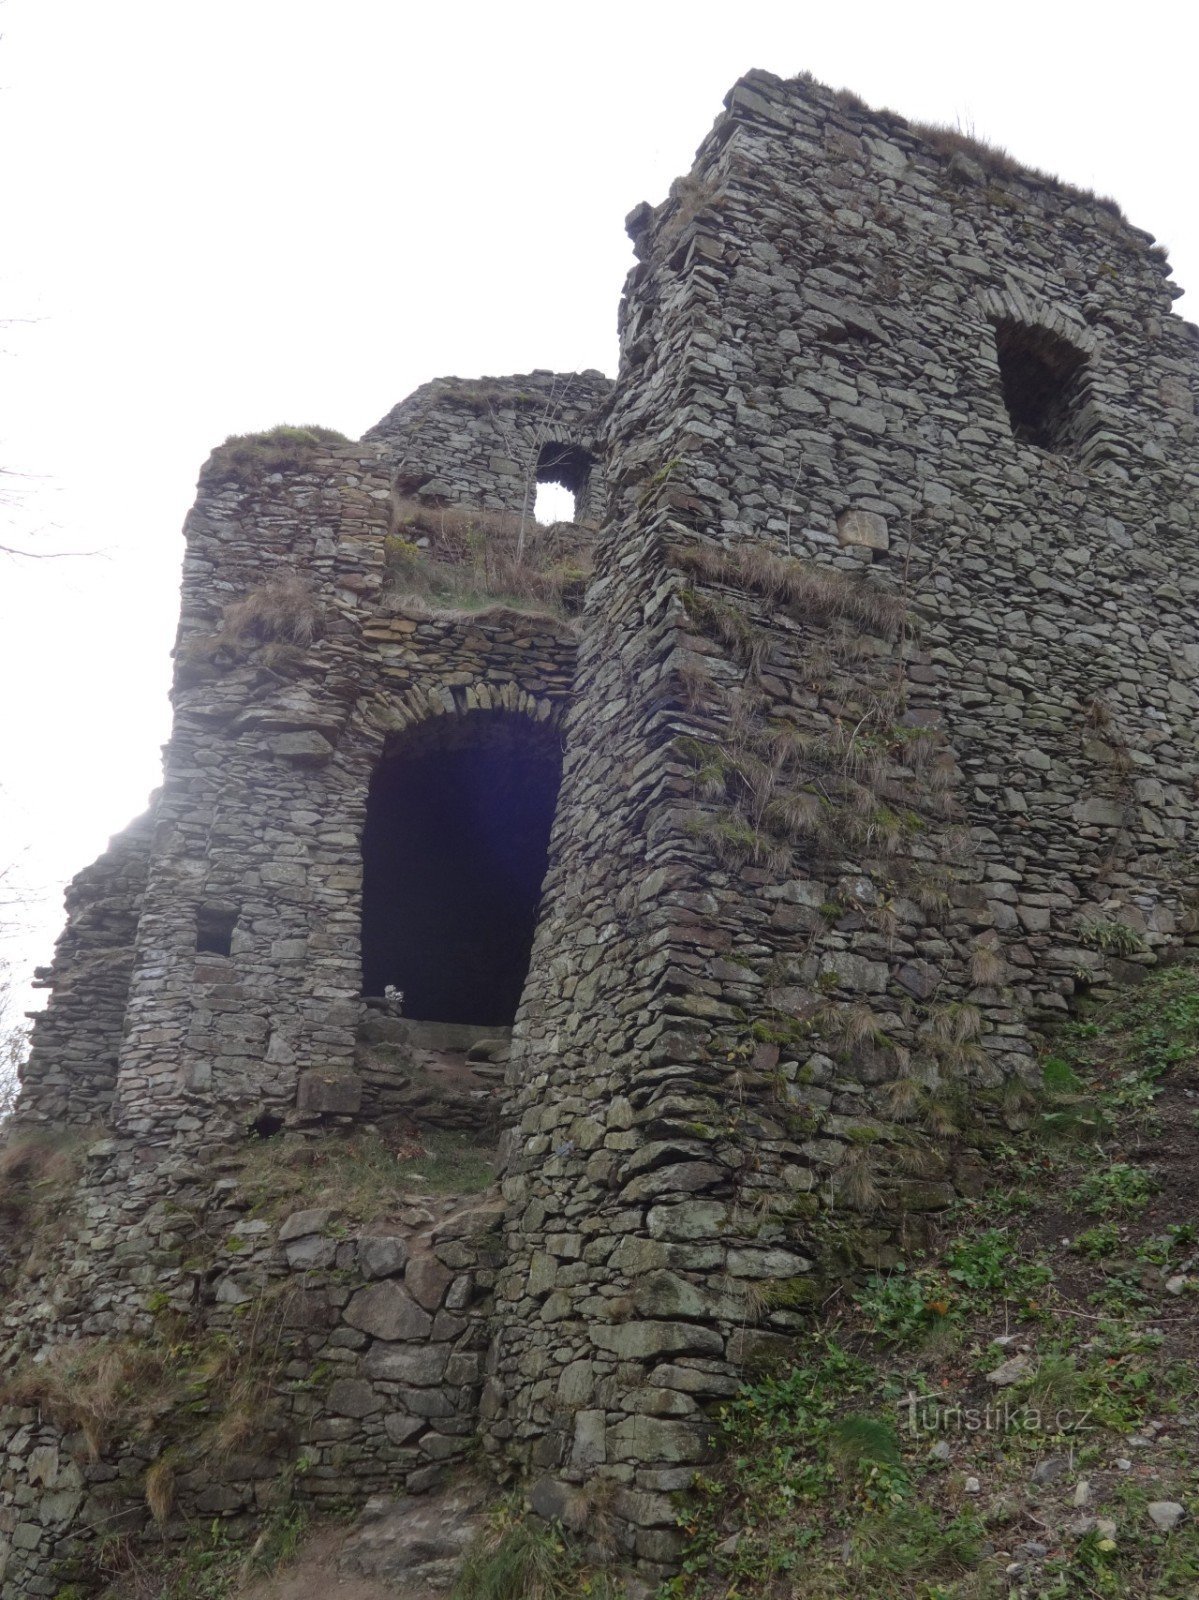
[196,905,237,957]
[993,319,1089,454]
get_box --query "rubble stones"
[1147,1501,1186,1532]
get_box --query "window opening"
[361,712,563,1027]
[534,481,575,524]
[993,319,1088,453]
[196,904,237,957]
[534,441,593,525]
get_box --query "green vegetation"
[1,1286,293,1465]
[1078,918,1147,957]
[201,425,350,487]
[662,960,1199,1598]
[89,1500,309,1599]
[0,1129,88,1231]
[403,1128,498,1193]
[454,1500,623,1600]
[1070,1162,1155,1218]
[669,539,966,890]
[233,1126,495,1223]
[0,1130,93,1294]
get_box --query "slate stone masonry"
[7,69,1199,1589]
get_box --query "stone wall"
[112,410,582,1143]
[0,1140,502,1596]
[8,68,1199,1594]
[480,68,1199,1571]
[16,804,157,1127]
[366,369,610,523]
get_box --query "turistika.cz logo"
[898,1394,1095,1436]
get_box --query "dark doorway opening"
[361,712,563,1026]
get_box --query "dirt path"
[236,1526,429,1600]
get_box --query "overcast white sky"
[2,0,1197,1015]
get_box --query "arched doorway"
[360,710,563,1026]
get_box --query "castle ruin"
[3,68,1198,1593]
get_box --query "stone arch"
[359,690,566,1027]
[368,678,566,742]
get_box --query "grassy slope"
[661,961,1199,1600]
[45,965,1199,1600]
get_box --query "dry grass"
[820,76,1126,218]
[1,1337,172,1458]
[910,121,1027,180]
[881,1076,924,1121]
[922,1004,982,1048]
[0,1131,85,1227]
[201,425,350,488]
[670,543,967,883]
[222,572,322,648]
[833,1145,882,1212]
[968,943,1006,987]
[144,1455,176,1525]
[658,171,727,250]
[672,540,910,639]
[815,1001,893,1054]
[231,1127,496,1222]
[1,1280,295,1489]
[682,591,774,681]
[387,498,591,619]
[907,870,954,921]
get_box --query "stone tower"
[7,68,1199,1588]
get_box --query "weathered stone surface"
[405,1254,456,1310]
[365,1343,449,1386]
[338,1478,490,1588]
[279,1207,337,1243]
[1148,1501,1186,1532]
[358,1234,410,1279]
[836,508,889,551]
[297,1070,363,1115]
[283,1234,338,1270]
[646,1201,728,1240]
[590,1321,723,1359]
[607,1417,705,1462]
[987,1354,1033,1387]
[10,61,1199,1599]
[327,1379,381,1419]
[345,1282,434,1342]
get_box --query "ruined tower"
[5,68,1198,1590]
